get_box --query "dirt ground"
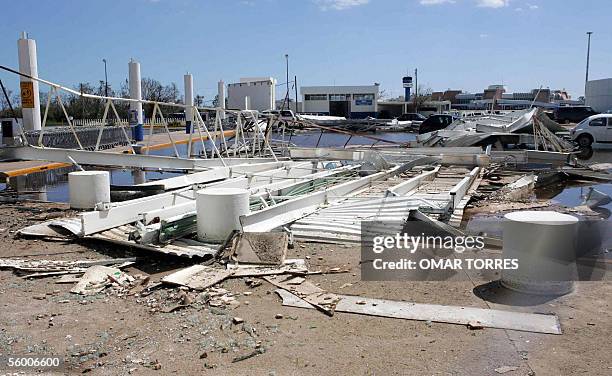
[0,201,610,375]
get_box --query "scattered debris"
[71,265,134,295]
[231,347,266,363]
[161,265,233,290]
[0,257,137,277]
[495,366,519,374]
[265,275,341,316]
[275,289,562,334]
[227,232,288,265]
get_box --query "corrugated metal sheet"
[90,225,219,259]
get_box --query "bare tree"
[413,85,433,110]
[0,87,20,113]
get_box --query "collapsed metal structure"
[1,66,587,262]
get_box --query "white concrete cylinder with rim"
[196,188,250,242]
[128,59,143,124]
[501,211,578,295]
[68,171,111,209]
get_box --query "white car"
[570,114,612,147]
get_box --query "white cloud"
[315,0,370,11]
[527,3,538,9]
[515,7,523,11]
[479,33,489,38]
[476,0,510,8]
[419,0,456,5]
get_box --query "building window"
[353,94,375,100]
[305,94,327,101]
[329,94,350,101]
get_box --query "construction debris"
[275,289,562,334]
[227,232,288,265]
[70,265,134,295]
[495,366,519,374]
[0,257,137,277]
[161,265,233,290]
[265,275,341,316]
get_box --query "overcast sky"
[1,0,609,103]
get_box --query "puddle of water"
[1,167,182,203]
[1,132,606,205]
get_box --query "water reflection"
[1,167,182,203]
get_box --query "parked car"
[397,113,427,122]
[570,114,612,147]
[261,109,297,122]
[552,106,598,124]
[418,114,455,134]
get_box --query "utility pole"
[294,75,299,113]
[285,54,289,109]
[102,58,108,97]
[414,68,418,112]
[584,31,593,100]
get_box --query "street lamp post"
[584,32,593,100]
[102,58,108,97]
[285,54,289,109]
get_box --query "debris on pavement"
[275,289,562,334]
[70,265,134,295]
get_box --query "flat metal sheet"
[276,289,562,335]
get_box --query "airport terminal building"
[300,85,379,118]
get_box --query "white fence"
[72,117,187,127]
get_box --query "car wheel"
[576,134,593,147]
[564,119,571,124]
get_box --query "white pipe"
[184,73,194,124]
[17,32,41,131]
[218,80,226,119]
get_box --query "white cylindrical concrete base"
[196,188,250,242]
[501,211,578,295]
[68,171,111,209]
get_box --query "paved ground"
[0,201,610,375]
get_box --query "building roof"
[301,85,379,95]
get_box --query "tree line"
[0,78,207,124]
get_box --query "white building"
[586,78,612,113]
[301,85,379,118]
[227,77,276,111]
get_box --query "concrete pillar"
[132,169,146,185]
[17,32,41,131]
[244,96,250,111]
[69,171,111,209]
[184,73,194,134]
[501,211,578,295]
[128,59,144,141]
[196,188,250,242]
[218,80,226,120]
